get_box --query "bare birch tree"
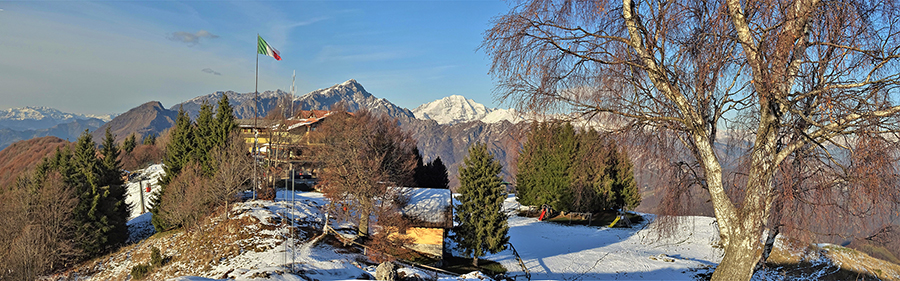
[484,0,900,280]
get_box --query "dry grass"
[765,238,900,281]
[45,204,322,281]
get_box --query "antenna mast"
[290,70,296,118]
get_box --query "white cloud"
[168,30,219,45]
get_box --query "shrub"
[130,263,152,280]
[150,246,165,267]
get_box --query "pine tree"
[515,122,577,211]
[412,148,449,189]
[454,143,509,267]
[70,130,110,256]
[214,94,237,149]
[517,122,639,213]
[99,128,129,247]
[151,108,194,232]
[608,142,640,210]
[142,133,156,146]
[194,101,216,175]
[413,147,426,187]
[515,123,544,206]
[425,157,449,189]
[122,133,137,154]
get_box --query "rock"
[375,261,398,281]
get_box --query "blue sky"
[0,1,511,115]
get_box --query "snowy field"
[71,167,894,281]
[484,196,721,280]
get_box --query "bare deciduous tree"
[210,132,252,215]
[159,162,210,230]
[0,172,80,280]
[484,0,900,279]
[316,107,418,237]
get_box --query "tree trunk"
[712,234,761,281]
[358,213,369,237]
[473,256,479,268]
[759,226,780,269]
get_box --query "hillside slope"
[0,136,70,189]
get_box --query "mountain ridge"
[0,106,115,131]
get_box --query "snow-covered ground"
[125,164,165,220]
[483,196,721,280]
[59,172,895,281]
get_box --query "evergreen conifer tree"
[516,122,640,213]
[70,130,111,256]
[453,143,509,267]
[426,157,450,189]
[194,101,216,175]
[515,123,544,206]
[99,128,129,247]
[142,133,157,146]
[123,133,137,154]
[608,142,640,210]
[515,123,577,211]
[151,108,194,232]
[413,147,426,187]
[214,94,237,149]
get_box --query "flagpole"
[253,34,259,201]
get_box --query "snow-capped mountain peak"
[0,106,116,131]
[412,95,522,125]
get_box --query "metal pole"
[254,34,259,201]
[291,165,295,273]
[139,181,146,214]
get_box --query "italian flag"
[257,35,281,61]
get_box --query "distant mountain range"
[172,80,416,123]
[0,80,525,189]
[0,106,114,131]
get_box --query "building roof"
[398,187,452,226]
[236,119,278,129]
[286,111,333,131]
[237,110,334,131]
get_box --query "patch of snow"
[127,212,155,243]
[125,164,165,220]
[473,196,724,280]
[479,108,523,124]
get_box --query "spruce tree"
[453,143,509,267]
[123,133,137,154]
[413,147,426,187]
[99,128,129,247]
[515,123,544,206]
[142,133,156,146]
[195,101,216,175]
[71,130,110,256]
[151,108,194,232]
[515,122,577,211]
[608,142,640,210]
[214,94,237,149]
[425,157,449,189]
